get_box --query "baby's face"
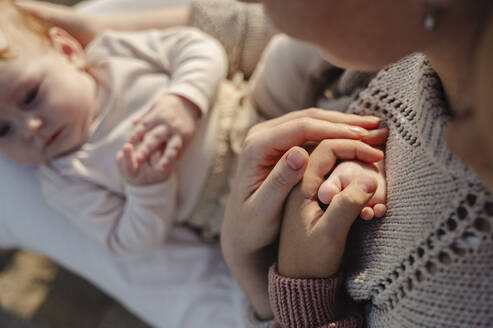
[0,43,98,165]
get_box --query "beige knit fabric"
[190,1,493,326]
[185,0,273,239]
[189,0,277,78]
[184,74,262,240]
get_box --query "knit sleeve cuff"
[268,264,355,327]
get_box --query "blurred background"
[0,1,150,327]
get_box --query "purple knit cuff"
[268,264,349,327]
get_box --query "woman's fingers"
[302,140,383,197]
[245,118,370,160]
[250,108,381,134]
[361,127,389,146]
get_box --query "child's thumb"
[318,176,377,239]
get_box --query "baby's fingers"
[317,177,377,241]
[361,127,389,146]
[360,206,375,220]
[123,143,138,173]
[156,134,183,171]
[134,125,169,163]
[318,177,341,205]
[116,143,138,176]
[360,203,387,220]
[128,113,161,145]
[373,203,387,218]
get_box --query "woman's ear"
[48,26,87,69]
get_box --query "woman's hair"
[0,0,52,60]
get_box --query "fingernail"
[366,116,382,123]
[349,126,368,135]
[286,148,306,170]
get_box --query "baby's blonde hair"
[0,0,52,60]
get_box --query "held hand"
[128,94,200,172]
[221,109,382,257]
[116,143,171,186]
[318,159,387,220]
[16,1,100,47]
[220,109,382,319]
[278,140,385,279]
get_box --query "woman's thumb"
[252,147,308,216]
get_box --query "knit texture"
[337,54,493,327]
[189,0,277,78]
[269,265,363,328]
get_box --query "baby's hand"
[116,143,171,186]
[318,159,387,220]
[127,94,200,172]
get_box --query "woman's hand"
[278,136,387,279]
[220,108,382,319]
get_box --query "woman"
[18,0,493,327]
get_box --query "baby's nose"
[23,117,44,139]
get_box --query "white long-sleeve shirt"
[37,28,227,258]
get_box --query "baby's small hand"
[127,94,200,172]
[318,159,387,220]
[116,143,171,186]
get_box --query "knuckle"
[153,133,163,141]
[305,107,321,117]
[297,117,313,131]
[319,139,334,148]
[242,134,260,153]
[271,167,291,188]
[246,123,262,137]
[337,191,366,208]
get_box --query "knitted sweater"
[190,1,493,328]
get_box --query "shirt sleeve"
[37,165,178,258]
[249,35,335,120]
[87,27,228,115]
[188,0,277,78]
[268,264,363,328]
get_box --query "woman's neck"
[425,2,492,116]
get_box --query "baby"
[0,0,226,257]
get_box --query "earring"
[424,2,443,31]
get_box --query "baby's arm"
[122,28,227,172]
[318,159,387,220]
[38,164,177,258]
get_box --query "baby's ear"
[48,27,87,69]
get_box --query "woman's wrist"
[221,238,274,320]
